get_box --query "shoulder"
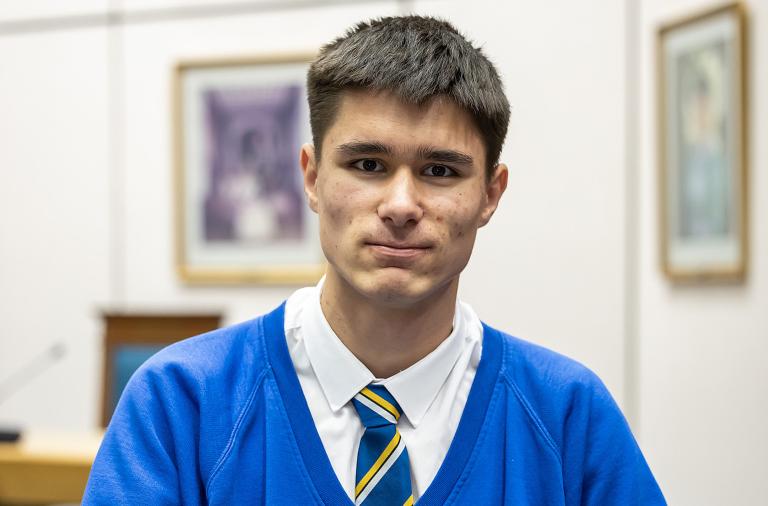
[117,306,281,429]
[484,326,666,503]
[494,328,609,403]
[138,314,270,389]
[486,324,625,454]
[92,306,283,497]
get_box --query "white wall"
[0,0,106,23]
[637,1,768,504]
[0,24,111,430]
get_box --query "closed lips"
[366,242,430,249]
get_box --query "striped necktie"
[351,384,414,506]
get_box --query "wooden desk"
[0,430,102,505]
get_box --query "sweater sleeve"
[82,358,199,505]
[562,373,666,506]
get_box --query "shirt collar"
[302,280,373,413]
[301,279,470,427]
[379,308,468,426]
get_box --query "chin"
[355,270,449,308]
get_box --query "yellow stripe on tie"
[361,388,400,420]
[403,495,414,506]
[355,432,401,497]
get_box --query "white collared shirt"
[284,281,483,501]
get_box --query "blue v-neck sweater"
[84,304,665,505]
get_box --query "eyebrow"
[336,141,393,157]
[336,141,474,166]
[415,146,474,166]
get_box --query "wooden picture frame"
[173,55,325,284]
[658,3,748,282]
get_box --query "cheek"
[317,176,370,235]
[318,178,353,222]
[319,181,343,222]
[436,192,480,241]
[323,201,343,224]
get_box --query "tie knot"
[352,384,402,428]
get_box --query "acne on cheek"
[442,225,464,240]
[446,210,473,240]
[432,203,467,239]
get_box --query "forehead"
[321,89,486,165]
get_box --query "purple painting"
[202,84,305,244]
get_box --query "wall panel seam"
[0,0,392,36]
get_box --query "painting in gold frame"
[658,3,747,282]
[173,55,324,284]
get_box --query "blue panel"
[110,345,165,417]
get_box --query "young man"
[85,16,665,505]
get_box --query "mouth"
[364,241,432,260]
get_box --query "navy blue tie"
[351,384,413,505]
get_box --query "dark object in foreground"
[0,427,20,443]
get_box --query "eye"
[423,164,457,177]
[352,159,384,172]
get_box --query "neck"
[320,271,457,378]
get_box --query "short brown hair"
[307,15,510,176]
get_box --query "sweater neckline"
[262,302,504,505]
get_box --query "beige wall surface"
[0,0,107,23]
[0,26,111,430]
[637,1,768,504]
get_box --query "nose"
[377,169,424,227]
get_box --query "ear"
[300,143,319,213]
[478,163,508,227]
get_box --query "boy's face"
[300,89,507,307]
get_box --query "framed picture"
[174,55,325,284]
[658,3,747,282]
